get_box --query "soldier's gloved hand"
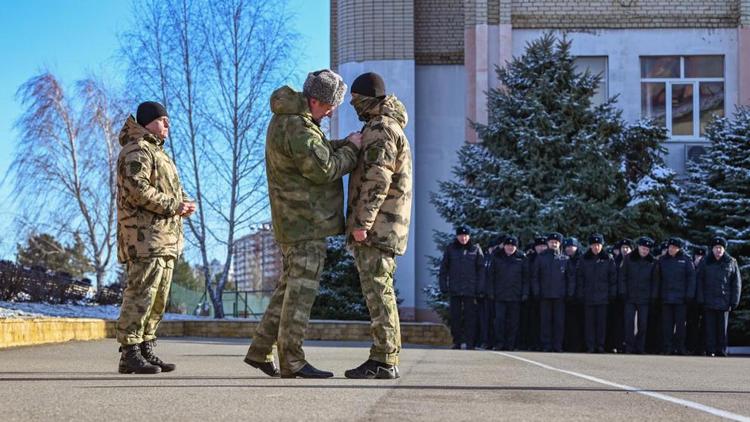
[346,132,363,149]
[353,229,367,242]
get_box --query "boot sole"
[118,368,161,374]
[280,372,334,379]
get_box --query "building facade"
[330,0,750,321]
[232,223,282,292]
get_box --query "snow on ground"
[0,300,225,321]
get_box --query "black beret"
[504,235,519,246]
[456,226,470,235]
[534,235,548,246]
[693,246,707,256]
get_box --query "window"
[574,56,608,106]
[640,55,724,138]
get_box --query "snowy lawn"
[0,300,228,321]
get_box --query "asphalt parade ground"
[1,338,749,421]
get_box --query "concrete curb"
[0,318,453,349]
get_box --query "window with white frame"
[640,55,724,138]
[574,56,608,106]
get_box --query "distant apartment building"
[330,0,750,321]
[232,223,282,292]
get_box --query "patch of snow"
[0,300,237,321]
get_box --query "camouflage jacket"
[266,86,360,244]
[346,94,412,255]
[116,116,186,263]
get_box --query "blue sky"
[0,0,329,260]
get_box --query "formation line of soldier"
[114,69,413,379]
[440,228,742,356]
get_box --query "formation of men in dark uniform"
[439,228,742,356]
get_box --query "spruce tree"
[431,33,681,248]
[310,236,369,320]
[682,107,750,342]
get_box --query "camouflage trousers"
[245,239,326,374]
[116,256,174,346]
[352,244,401,365]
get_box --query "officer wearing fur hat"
[576,234,617,353]
[439,226,484,350]
[696,237,742,357]
[244,69,363,379]
[606,239,632,353]
[563,237,584,352]
[531,232,575,352]
[686,245,708,355]
[344,72,412,379]
[486,235,527,351]
[656,237,696,355]
[116,101,195,374]
[620,237,659,354]
[519,235,547,350]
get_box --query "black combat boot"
[344,359,400,379]
[140,340,176,372]
[119,344,161,374]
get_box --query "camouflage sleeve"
[119,147,179,216]
[181,188,193,203]
[288,118,359,184]
[350,130,397,230]
[330,137,356,150]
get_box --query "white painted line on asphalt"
[494,352,750,422]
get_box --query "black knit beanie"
[351,72,386,98]
[136,101,168,127]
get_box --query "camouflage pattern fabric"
[116,115,187,263]
[265,86,359,244]
[116,257,174,345]
[245,240,326,374]
[346,94,412,256]
[352,244,401,365]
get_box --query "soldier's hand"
[347,132,363,149]
[353,229,367,242]
[178,201,196,217]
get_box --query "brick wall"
[331,0,338,70]
[741,0,750,26]
[335,0,414,65]
[0,318,452,348]
[415,0,464,64]
[511,0,741,29]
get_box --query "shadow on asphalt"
[73,384,750,394]
[1,374,749,395]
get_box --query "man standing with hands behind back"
[116,101,195,374]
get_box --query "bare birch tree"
[10,73,126,291]
[120,0,297,317]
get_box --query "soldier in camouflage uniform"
[116,101,195,374]
[343,73,412,380]
[243,69,362,379]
